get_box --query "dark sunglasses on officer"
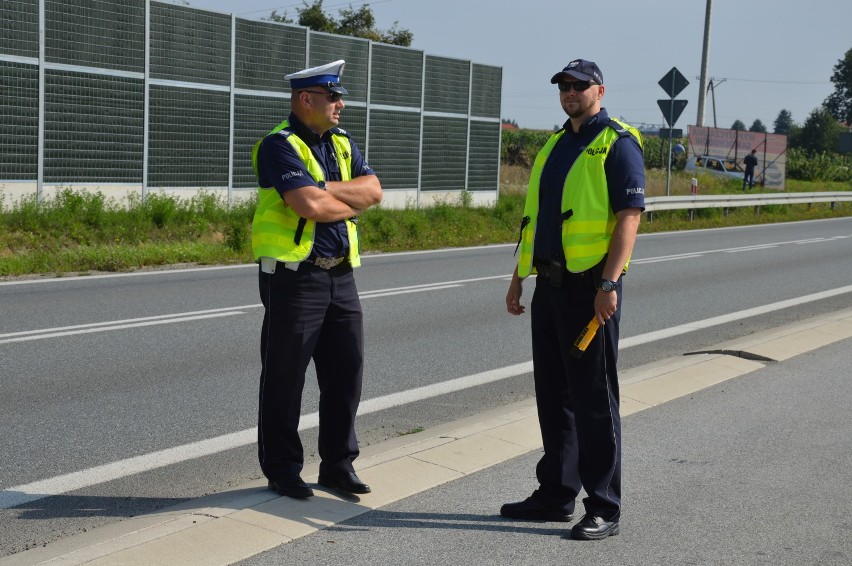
[557,80,597,92]
[301,89,344,102]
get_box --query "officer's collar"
[287,113,340,145]
[564,108,609,135]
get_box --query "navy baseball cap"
[550,59,603,85]
[286,59,349,94]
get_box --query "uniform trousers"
[529,270,623,521]
[257,260,364,481]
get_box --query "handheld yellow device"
[569,317,600,358]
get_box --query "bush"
[501,129,552,166]
[224,218,249,253]
[786,148,852,182]
[502,128,688,173]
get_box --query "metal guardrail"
[645,191,852,213]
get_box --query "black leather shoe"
[268,476,313,499]
[500,497,574,522]
[318,471,371,494]
[570,513,619,540]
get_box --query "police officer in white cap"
[251,60,382,499]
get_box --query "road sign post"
[658,67,689,196]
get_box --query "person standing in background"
[743,149,758,190]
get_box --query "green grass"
[396,427,425,437]
[642,202,852,232]
[1,172,850,278]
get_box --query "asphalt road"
[1,217,851,557]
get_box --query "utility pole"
[696,0,712,126]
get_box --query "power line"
[725,77,831,85]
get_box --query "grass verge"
[1,170,849,278]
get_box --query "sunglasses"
[557,81,596,93]
[302,90,344,102]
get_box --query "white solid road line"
[1,276,508,344]
[3,285,851,509]
[0,312,243,345]
[622,285,852,347]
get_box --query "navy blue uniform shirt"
[534,108,645,263]
[255,113,375,259]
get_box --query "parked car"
[685,153,785,188]
[684,155,743,180]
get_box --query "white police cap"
[286,59,348,94]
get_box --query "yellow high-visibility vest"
[251,120,361,267]
[517,119,641,276]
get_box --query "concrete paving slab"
[622,354,765,407]
[413,433,531,475]
[480,417,542,451]
[229,490,367,538]
[348,456,464,506]
[83,516,283,566]
[745,325,850,360]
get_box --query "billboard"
[686,126,788,189]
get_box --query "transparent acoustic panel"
[367,110,421,190]
[468,121,500,191]
[1,0,39,59]
[233,95,290,188]
[148,86,230,187]
[421,116,468,191]
[424,56,470,115]
[471,64,502,119]
[235,19,306,92]
[308,33,370,104]
[45,0,145,73]
[0,62,39,180]
[43,70,144,183]
[370,44,423,109]
[339,105,367,154]
[150,3,231,86]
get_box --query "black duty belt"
[533,258,593,287]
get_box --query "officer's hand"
[506,279,525,316]
[594,289,618,325]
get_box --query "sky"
[171,0,851,132]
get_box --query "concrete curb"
[4,307,851,566]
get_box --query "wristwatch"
[317,181,327,190]
[599,279,619,292]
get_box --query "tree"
[731,120,746,131]
[338,5,379,41]
[748,119,767,133]
[773,109,794,134]
[266,1,413,47]
[380,22,413,46]
[824,46,852,125]
[795,107,843,153]
[298,1,337,33]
